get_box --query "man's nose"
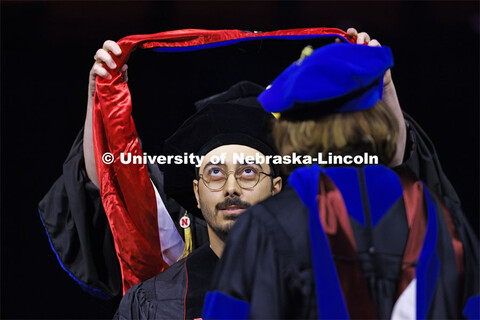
[224,173,241,197]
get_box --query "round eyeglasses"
[199,165,272,190]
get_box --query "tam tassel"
[178,212,193,260]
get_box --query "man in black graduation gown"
[204,42,479,319]
[114,93,282,319]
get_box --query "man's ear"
[271,176,282,196]
[193,179,201,209]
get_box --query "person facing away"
[204,43,479,319]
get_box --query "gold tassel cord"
[298,45,314,64]
[178,212,193,260]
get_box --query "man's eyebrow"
[203,162,227,169]
[237,162,263,170]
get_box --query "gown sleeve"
[400,112,479,305]
[38,128,121,299]
[401,111,460,206]
[38,128,202,299]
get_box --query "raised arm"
[84,41,128,188]
[343,28,406,167]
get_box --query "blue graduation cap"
[258,43,394,117]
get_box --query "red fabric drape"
[93,28,354,294]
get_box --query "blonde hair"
[272,100,398,175]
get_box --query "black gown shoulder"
[115,243,218,320]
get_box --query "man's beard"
[200,196,251,242]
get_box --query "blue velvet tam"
[258,43,393,118]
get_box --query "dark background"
[1,1,478,318]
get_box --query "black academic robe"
[38,129,208,300]
[207,165,479,319]
[115,243,218,320]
